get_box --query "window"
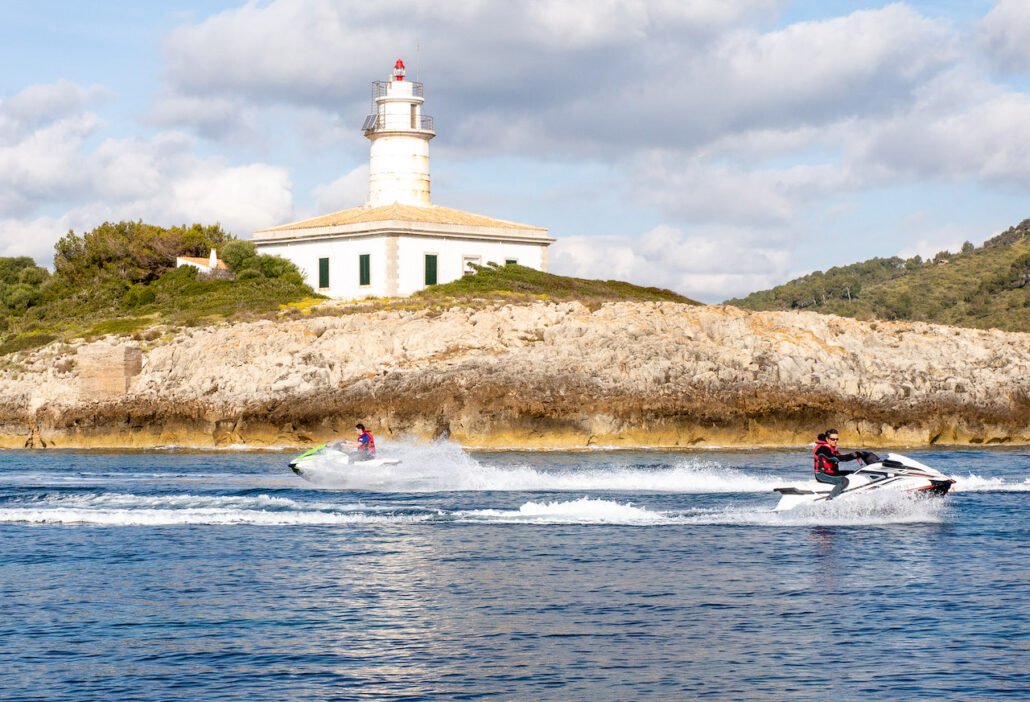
[424,254,438,286]
[318,257,329,289]
[462,255,481,275]
[410,105,417,129]
[505,258,518,266]
[359,254,371,286]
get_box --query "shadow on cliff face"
[12,380,1030,449]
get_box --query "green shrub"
[124,285,157,308]
[0,333,56,356]
[88,318,149,337]
[413,263,697,304]
[220,240,259,272]
[729,218,1030,331]
[53,220,232,285]
[5,283,40,312]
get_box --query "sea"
[0,443,1026,701]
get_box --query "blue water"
[0,443,1026,701]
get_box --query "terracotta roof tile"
[177,256,230,270]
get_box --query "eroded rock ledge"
[2,302,1028,449]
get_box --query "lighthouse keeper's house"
[252,60,555,299]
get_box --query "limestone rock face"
[1,302,1029,448]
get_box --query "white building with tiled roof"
[253,59,555,299]
[176,249,230,275]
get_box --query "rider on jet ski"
[331,423,377,461]
[813,428,860,500]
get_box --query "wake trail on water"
[0,491,430,526]
[299,440,786,493]
[455,492,950,526]
[952,474,1030,492]
[0,489,947,527]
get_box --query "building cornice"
[254,219,555,246]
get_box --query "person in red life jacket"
[813,428,860,500]
[343,423,376,461]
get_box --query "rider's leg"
[815,472,848,500]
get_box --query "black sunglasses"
[828,436,839,441]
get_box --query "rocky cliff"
[2,301,1028,449]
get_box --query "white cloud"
[630,150,849,225]
[156,2,952,159]
[0,215,69,262]
[979,0,1030,73]
[4,2,1029,301]
[0,80,107,137]
[550,224,792,301]
[0,81,295,265]
[311,164,369,214]
[856,89,1030,188]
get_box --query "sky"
[1,0,1029,302]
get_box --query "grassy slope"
[727,220,1030,332]
[412,264,699,305]
[2,264,698,354]
[3,267,317,354]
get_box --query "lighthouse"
[253,59,554,299]
[364,59,435,207]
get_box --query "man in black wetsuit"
[813,428,860,500]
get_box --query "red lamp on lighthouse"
[393,59,406,81]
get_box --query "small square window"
[505,258,518,266]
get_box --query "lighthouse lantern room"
[253,60,554,299]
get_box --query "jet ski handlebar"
[854,450,881,466]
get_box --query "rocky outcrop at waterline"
[2,302,1029,449]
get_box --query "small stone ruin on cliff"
[78,343,143,400]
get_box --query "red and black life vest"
[812,438,840,474]
[358,430,376,455]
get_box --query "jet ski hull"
[773,452,955,511]
[289,444,401,483]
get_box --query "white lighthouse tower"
[253,59,554,299]
[364,59,435,207]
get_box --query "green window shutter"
[425,254,437,286]
[359,254,371,286]
[318,258,329,288]
[505,259,517,266]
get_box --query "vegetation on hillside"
[413,263,699,305]
[727,219,1030,332]
[0,221,314,354]
[0,221,699,354]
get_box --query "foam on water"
[0,507,431,527]
[673,491,952,526]
[298,440,784,493]
[952,473,1030,492]
[0,488,955,528]
[454,492,951,526]
[0,491,416,526]
[458,497,669,524]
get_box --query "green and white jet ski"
[289,444,401,483]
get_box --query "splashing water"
[296,439,787,493]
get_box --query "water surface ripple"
[0,446,1026,700]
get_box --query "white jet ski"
[289,443,400,483]
[773,451,955,511]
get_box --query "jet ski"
[773,451,955,511]
[289,443,401,483]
